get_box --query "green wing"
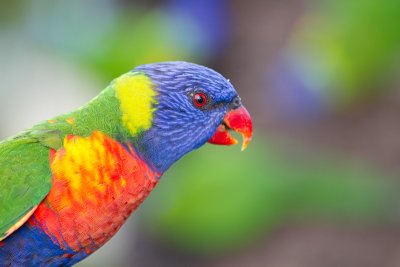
[0,129,62,240]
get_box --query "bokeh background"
[1,1,400,266]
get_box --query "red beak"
[208,106,253,151]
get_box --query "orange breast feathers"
[31,131,160,253]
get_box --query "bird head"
[115,61,252,173]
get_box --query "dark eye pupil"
[196,95,204,103]
[193,93,207,108]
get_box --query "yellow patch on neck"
[114,73,157,135]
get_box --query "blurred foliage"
[0,0,25,26]
[76,10,194,81]
[278,0,400,110]
[140,136,398,254]
[0,0,228,83]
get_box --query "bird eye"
[193,92,208,108]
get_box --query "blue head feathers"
[133,61,239,173]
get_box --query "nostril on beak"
[230,96,242,110]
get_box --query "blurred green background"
[1,1,400,266]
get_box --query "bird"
[0,61,252,266]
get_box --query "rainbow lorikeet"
[0,62,252,266]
